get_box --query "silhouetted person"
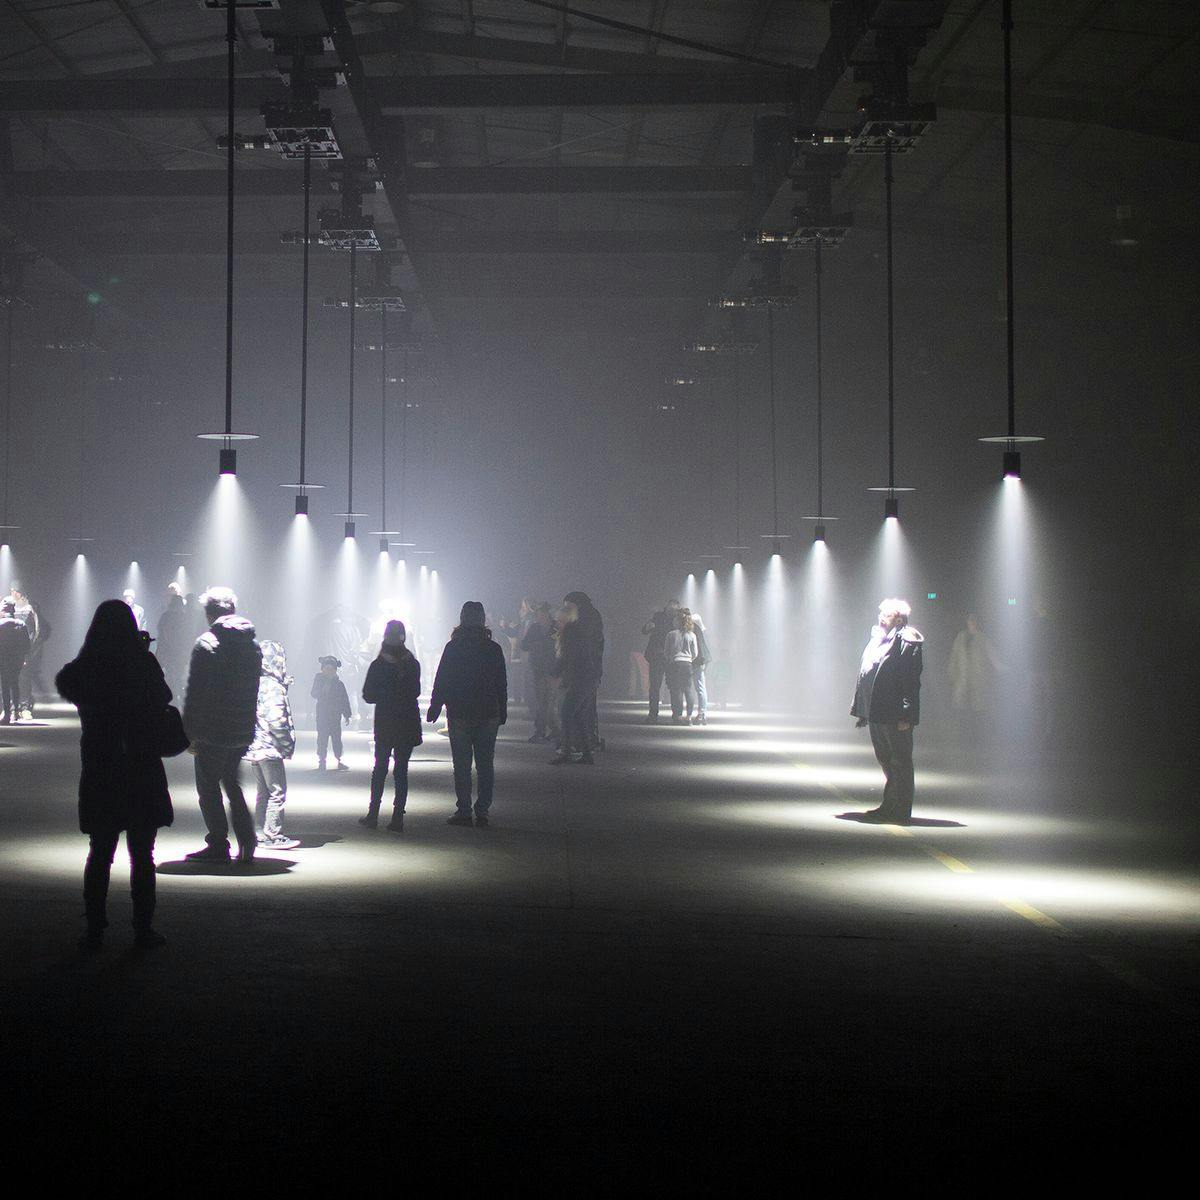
[852,598,924,824]
[0,599,30,724]
[665,608,699,725]
[566,591,604,753]
[311,655,352,770]
[246,640,299,851]
[521,603,559,743]
[549,601,593,764]
[182,586,262,863]
[428,601,507,826]
[155,582,192,697]
[691,612,713,726]
[642,599,680,723]
[56,600,173,950]
[359,620,422,832]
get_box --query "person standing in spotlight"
[641,599,680,724]
[56,600,173,950]
[521,602,559,744]
[123,589,147,633]
[428,602,507,826]
[690,612,713,726]
[155,583,192,698]
[664,608,699,726]
[8,585,40,718]
[359,620,422,832]
[311,656,352,771]
[0,598,31,725]
[246,640,300,851]
[851,598,924,824]
[182,587,262,864]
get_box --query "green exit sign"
[927,592,937,600]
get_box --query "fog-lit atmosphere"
[1,0,1196,1188]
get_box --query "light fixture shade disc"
[197,432,260,441]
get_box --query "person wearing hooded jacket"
[359,619,422,831]
[245,640,299,850]
[182,586,262,863]
[428,602,507,826]
[851,598,925,824]
[56,599,173,950]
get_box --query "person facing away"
[5,585,39,719]
[642,598,681,723]
[155,582,192,697]
[664,608,699,725]
[521,602,560,744]
[56,599,173,950]
[359,620,422,832]
[181,586,262,863]
[851,598,924,824]
[244,640,299,851]
[548,601,594,765]
[690,612,713,726]
[428,601,507,827]
[565,591,604,749]
[311,655,352,771]
[0,599,30,725]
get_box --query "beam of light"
[196,474,258,602]
[726,561,745,707]
[684,571,697,609]
[174,563,189,592]
[0,545,13,594]
[801,539,843,723]
[335,534,363,615]
[874,511,912,600]
[67,552,93,657]
[760,552,788,708]
[277,513,317,655]
[124,560,143,598]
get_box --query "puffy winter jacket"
[246,642,295,762]
[182,615,262,749]
[0,616,30,669]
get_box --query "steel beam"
[1,165,751,198]
[0,77,282,114]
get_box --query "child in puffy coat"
[311,655,352,770]
[245,640,299,850]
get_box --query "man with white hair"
[851,598,924,824]
[123,589,146,632]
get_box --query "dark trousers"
[316,718,343,762]
[647,657,667,718]
[560,684,594,755]
[369,736,414,817]
[84,826,157,932]
[448,717,500,816]
[194,743,255,852]
[667,660,697,719]
[529,670,559,738]
[0,663,19,715]
[251,758,287,839]
[868,722,915,820]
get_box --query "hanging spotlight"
[977,0,1043,480]
[197,0,262,475]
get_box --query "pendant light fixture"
[197,0,258,475]
[979,0,1042,478]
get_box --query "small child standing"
[311,654,352,771]
[245,640,299,851]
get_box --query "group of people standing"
[501,592,605,765]
[641,599,713,726]
[0,584,49,723]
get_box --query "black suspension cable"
[347,243,356,515]
[380,305,387,531]
[3,303,11,527]
[885,132,895,494]
[815,236,824,519]
[299,142,311,489]
[734,355,742,547]
[399,347,408,541]
[223,0,235,438]
[1003,0,1016,440]
[767,306,779,536]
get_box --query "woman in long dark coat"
[57,599,174,949]
[359,619,422,832]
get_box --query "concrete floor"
[1,702,1196,1187]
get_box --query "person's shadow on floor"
[289,834,343,849]
[836,812,965,828]
[156,858,295,877]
